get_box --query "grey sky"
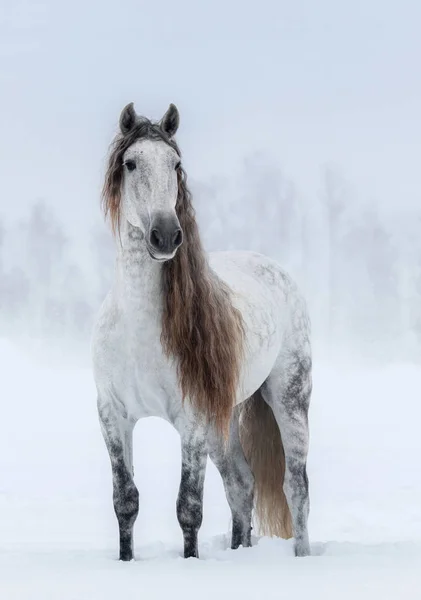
[1,0,420,233]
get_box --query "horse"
[92,102,312,562]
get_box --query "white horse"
[92,103,312,561]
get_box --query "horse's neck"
[114,220,162,311]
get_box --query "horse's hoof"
[119,553,134,561]
[184,549,199,559]
[295,544,311,557]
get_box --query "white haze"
[1,4,421,598]
[1,0,421,363]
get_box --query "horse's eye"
[175,161,181,170]
[125,160,136,172]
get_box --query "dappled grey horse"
[92,102,312,561]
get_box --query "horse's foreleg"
[176,428,208,559]
[263,354,312,557]
[208,408,254,549]
[98,399,138,561]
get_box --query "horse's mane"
[102,119,244,436]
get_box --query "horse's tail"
[239,390,293,539]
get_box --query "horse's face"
[120,104,183,261]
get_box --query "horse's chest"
[116,319,182,420]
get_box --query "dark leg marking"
[99,402,138,561]
[112,448,139,561]
[176,433,208,559]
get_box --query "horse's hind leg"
[261,351,311,557]
[98,396,138,561]
[208,407,254,549]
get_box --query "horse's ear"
[160,103,179,138]
[119,102,138,135]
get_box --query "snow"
[0,340,420,599]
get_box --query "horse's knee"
[113,479,139,528]
[176,487,203,533]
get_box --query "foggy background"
[1,0,420,364]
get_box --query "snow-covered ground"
[0,340,420,599]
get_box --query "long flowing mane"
[102,119,244,436]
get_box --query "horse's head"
[104,103,184,261]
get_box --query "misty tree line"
[195,157,421,361]
[0,155,419,362]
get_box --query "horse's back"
[209,250,303,332]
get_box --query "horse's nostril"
[173,228,183,248]
[150,228,163,249]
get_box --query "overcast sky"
[1,0,420,234]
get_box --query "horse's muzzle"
[148,214,183,258]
